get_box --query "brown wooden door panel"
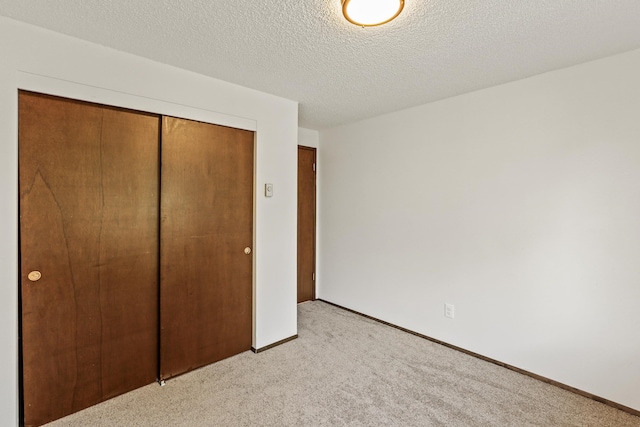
[160,116,254,379]
[19,92,159,426]
[297,146,316,303]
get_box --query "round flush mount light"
[342,0,404,27]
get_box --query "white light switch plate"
[265,183,274,197]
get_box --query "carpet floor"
[45,300,640,426]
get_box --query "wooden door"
[160,117,254,379]
[297,146,316,303]
[19,92,160,427]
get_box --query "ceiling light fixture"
[342,0,404,27]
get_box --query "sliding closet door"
[19,92,160,427]
[160,117,254,379]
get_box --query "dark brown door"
[297,146,316,303]
[160,117,254,379]
[19,92,160,427]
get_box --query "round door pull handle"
[28,271,42,282]
[244,247,252,255]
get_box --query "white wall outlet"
[445,303,455,319]
[265,183,274,197]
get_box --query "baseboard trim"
[318,299,640,419]
[251,334,298,354]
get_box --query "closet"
[19,92,253,427]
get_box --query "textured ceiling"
[1,1,640,129]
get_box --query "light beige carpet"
[45,300,639,426]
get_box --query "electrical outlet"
[445,303,455,319]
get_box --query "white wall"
[0,17,298,426]
[319,49,640,411]
[298,127,320,148]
